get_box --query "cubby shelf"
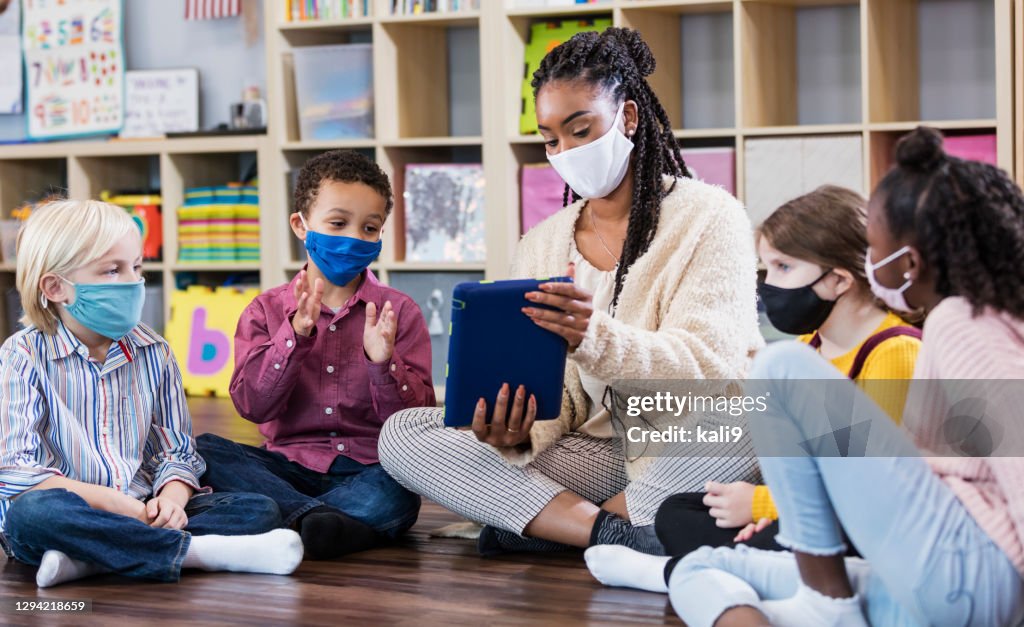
[279,16,376,32]
[506,3,615,18]
[0,0,1018,353]
[281,140,378,151]
[172,263,263,272]
[378,11,480,26]
[0,135,270,337]
[740,124,864,137]
[866,119,999,133]
[382,136,483,148]
[385,262,488,272]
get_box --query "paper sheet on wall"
[0,0,22,114]
[22,0,125,139]
[120,69,199,138]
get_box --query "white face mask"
[865,246,914,312]
[546,102,634,200]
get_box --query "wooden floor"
[0,398,681,626]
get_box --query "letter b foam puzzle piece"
[166,285,259,397]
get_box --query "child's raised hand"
[292,270,325,337]
[702,480,757,529]
[145,496,188,530]
[364,300,397,364]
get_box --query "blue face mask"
[300,214,382,286]
[60,277,146,340]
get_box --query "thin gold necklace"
[589,204,621,266]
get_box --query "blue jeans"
[196,433,419,538]
[672,342,1024,627]
[0,488,281,582]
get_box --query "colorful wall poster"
[22,0,125,139]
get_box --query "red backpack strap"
[808,332,823,349]
[848,326,922,380]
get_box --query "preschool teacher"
[379,27,763,555]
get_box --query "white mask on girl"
[865,246,914,312]
[546,102,634,200]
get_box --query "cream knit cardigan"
[504,175,764,479]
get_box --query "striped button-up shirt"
[0,321,204,531]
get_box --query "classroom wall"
[0,0,266,142]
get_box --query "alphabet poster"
[22,0,125,139]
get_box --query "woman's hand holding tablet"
[442,276,574,429]
[467,383,537,448]
[522,264,595,350]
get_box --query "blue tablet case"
[443,277,571,428]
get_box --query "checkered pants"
[379,407,759,532]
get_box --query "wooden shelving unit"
[0,0,1018,393]
[0,135,270,338]
[489,0,1015,251]
[262,0,490,292]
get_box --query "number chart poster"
[21,0,125,139]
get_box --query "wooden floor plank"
[0,398,680,626]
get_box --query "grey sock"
[589,510,666,556]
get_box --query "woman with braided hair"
[379,27,762,556]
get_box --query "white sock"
[584,544,671,593]
[36,550,108,588]
[181,529,303,575]
[761,583,868,627]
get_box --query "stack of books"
[286,0,371,22]
[390,1,481,16]
[178,185,260,264]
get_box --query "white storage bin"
[293,44,374,141]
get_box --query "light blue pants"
[671,341,1024,627]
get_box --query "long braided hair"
[531,27,690,309]
[877,127,1024,317]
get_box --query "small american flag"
[185,0,242,20]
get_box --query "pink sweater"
[905,297,1024,576]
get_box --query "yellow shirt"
[799,311,920,424]
[751,312,921,521]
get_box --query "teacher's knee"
[378,407,443,476]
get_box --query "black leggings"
[655,492,784,584]
[656,492,861,584]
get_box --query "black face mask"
[759,271,836,335]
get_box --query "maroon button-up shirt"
[229,269,435,471]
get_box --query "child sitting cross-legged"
[197,150,434,560]
[0,200,302,588]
